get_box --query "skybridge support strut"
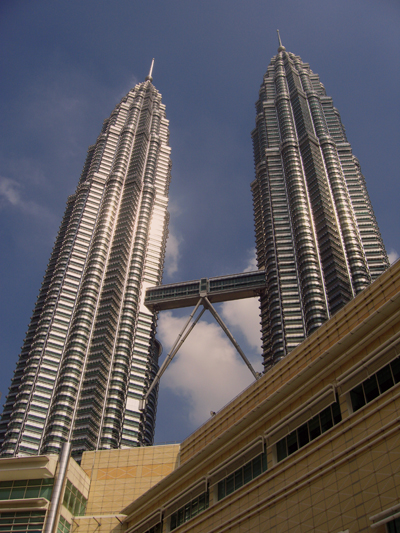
[138,299,206,411]
[139,297,261,412]
[203,297,260,381]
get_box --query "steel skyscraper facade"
[251,41,389,370]
[0,69,171,458]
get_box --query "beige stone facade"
[74,445,180,532]
[121,260,400,533]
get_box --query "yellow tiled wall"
[72,445,180,532]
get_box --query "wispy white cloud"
[243,251,258,272]
[388,249,399,264]
[0,176,54,221]
[221,298,261,351]
[158,312,256,425]
[165,230,182,277]
[0,177,20,206]
[220,252,261,352]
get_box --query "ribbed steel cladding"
[39,91,146,449]
[0,166,97,454]
[74,106,150,449]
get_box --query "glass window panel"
[80,499,87,516]
[363,374,380,403]
[262,451,267,473]
[320,406,333,433]
[332,401,342,424]
[391,357,400,383]
[63,489,70,508]
[25,486,40,499]
[170,513,177,531]
[234,469,243,490]
[191,497,199,516]
[243,462,252,484]
[40,486,53,500]
[377,365,394,393]
[297,423,309,448]
[217,481,225,501]
[252,455,262,478]
[226,474,234,496]
[287,430,298,455]
[308,415,321,441]
[387,517,400,533]
[198,494,206,512]
[10,487,25,499]
[350,384,365,412]
[184,503,191,521]
[27,480,41,487]
[177,508,184,526]
[0,488,11,500]
[276,438,287,462]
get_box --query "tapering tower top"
[146,58,155,81]
[277,30,286,52]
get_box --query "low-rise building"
[2,260,400,532]
[122,259,400,532]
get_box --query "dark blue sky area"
[0,0,399,443]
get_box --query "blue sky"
[0,0,399,444]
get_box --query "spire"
[277,30,286,52]
[145,58,155,81]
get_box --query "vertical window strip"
[62,479,87,516]
[57,516,71,533]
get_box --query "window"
[0,511,46,533]
[62,480,87,516]
[0,478,54,501]
[387,518,400,532]
[217,451,267,501]
[349,355,400,413]
[57,516,71,533]
[170,491,209,531]
[276,399,342,462]
[142,524,161,533]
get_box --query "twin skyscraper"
[0,44,388,459]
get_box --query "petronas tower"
[0,64,171,458]
[251,38,389,370]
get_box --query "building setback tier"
[251,43,389,370]
[0,73,172,459]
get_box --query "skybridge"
[144,270,267,311]
[139,270,267,412]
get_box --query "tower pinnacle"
[277,29,286,52]
[146,58,155,81]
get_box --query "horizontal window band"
[337,330,400,395]
[265,385,336,447]
[370,503,400,529]
[125,510,162,533]
[163,478,207,518]
[208,438,264,486]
